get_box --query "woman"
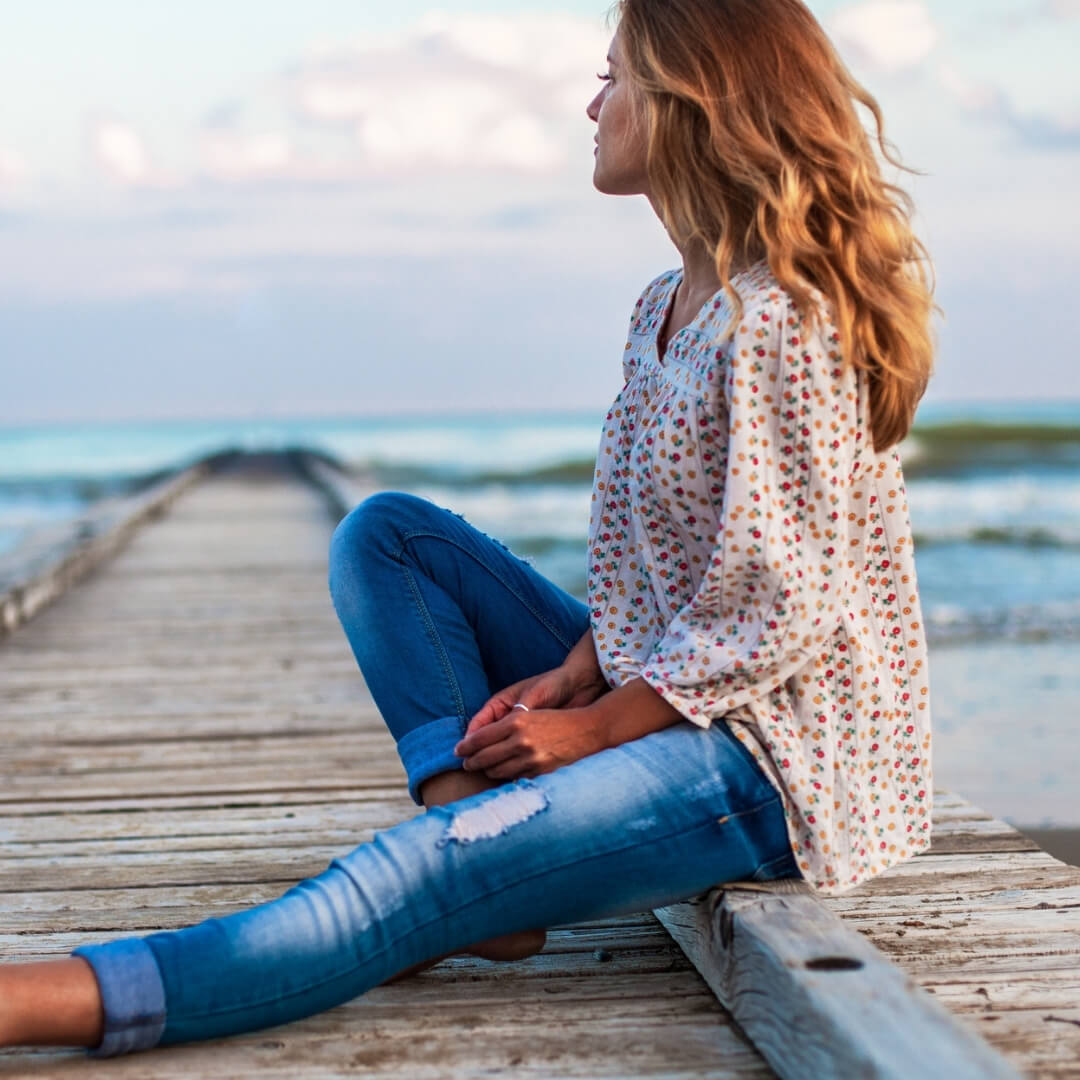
[0,0,934,1057]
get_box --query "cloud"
[284,11,607,173]
[829,1,939,73]
[0,147,30,195]
[1042,0,1080,17]
[1,10,623,305]
[937,64,1005,114]
[200,131,294,182]
[938,63,1080,151]
[91,120,156,186]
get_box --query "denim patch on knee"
[436,780,549,847]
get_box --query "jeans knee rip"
[437,781,549,847]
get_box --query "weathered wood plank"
[5,459,1078,1076]
[656,883,1022,1079]
[1,1002,774,1080]
[0,462,210,636]
[1,463,778,1078]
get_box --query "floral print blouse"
[587,262,932,894]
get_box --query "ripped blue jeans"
[74,492,798,1055]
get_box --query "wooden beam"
[0,462,210,637]
[654,880,1021,1080]
[293,454,370,521]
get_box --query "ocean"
[2,402,1078,828]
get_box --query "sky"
[0,0,1078,423]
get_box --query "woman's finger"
[518,672,568,711]
[465,694,515,735]
[481,754,533,780]
[455,714,517,757]
[461,733,520,772]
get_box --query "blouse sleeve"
[640,288,864,725]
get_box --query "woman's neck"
[676,239,723,306]
[671,235,757,311]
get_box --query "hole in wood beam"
[804,956,864,971]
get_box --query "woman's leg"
[328,491,592,964]
[328,491,591,806]
[55,717,796,1056]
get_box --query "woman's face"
[586,30,649,197]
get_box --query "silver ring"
[512,703,530,712]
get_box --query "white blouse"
[587,262,932,894]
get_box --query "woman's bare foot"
[381,927,547,985]
[465,927,547,962]
[382,930,547,984]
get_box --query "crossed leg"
[327,492,594,971]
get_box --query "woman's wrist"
[586,677,685,750]
[560,627,604,686]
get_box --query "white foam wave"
[908,473,1080,536]
[412,483,591,542]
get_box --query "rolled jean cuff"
[73,937,166,1057]
[397,715,467,805]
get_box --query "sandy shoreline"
[1016,828,1080,868]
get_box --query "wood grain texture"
[0,462,210,638]
[4,456,1078,1077]
[657,793,1080,1078]
[656,884,1022,1080]
[0,459,775,1079]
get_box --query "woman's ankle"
[419,768,500,808]
[0,959,104,1049]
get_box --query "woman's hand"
[454,704,609,780]
[467,662,607,733]
[456,675,688,782]
[455,628,610,779]
[466,627,609,731]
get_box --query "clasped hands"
[453,651,612,781]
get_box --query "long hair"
[613,0,936,451]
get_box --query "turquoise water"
[2,403,1078,825]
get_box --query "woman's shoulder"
[724,263,843,357]
[625,268,682,338]
[638,267,682,303]
[732,261,833,320]
[627,262,839,345]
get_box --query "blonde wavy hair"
[612,0,937,451]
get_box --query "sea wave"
[914,525,1080,550]
[369,457,596,490]
[925,599,1080,647]
[365,420,1080,486]
[908,473,1080,539]
[903,421,1080,476]
[407,483,593,543]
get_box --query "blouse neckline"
[653,261,765,362]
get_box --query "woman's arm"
[636,288,859,727]
[454,674,683,780]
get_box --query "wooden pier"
[2,454,1079,1078]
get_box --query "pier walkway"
[2,456,1079,1078]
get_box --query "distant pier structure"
[1,450,1078,1078]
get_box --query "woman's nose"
[586,92,602,122]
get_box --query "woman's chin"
[591,167,623,196]
[591,161,648,197]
